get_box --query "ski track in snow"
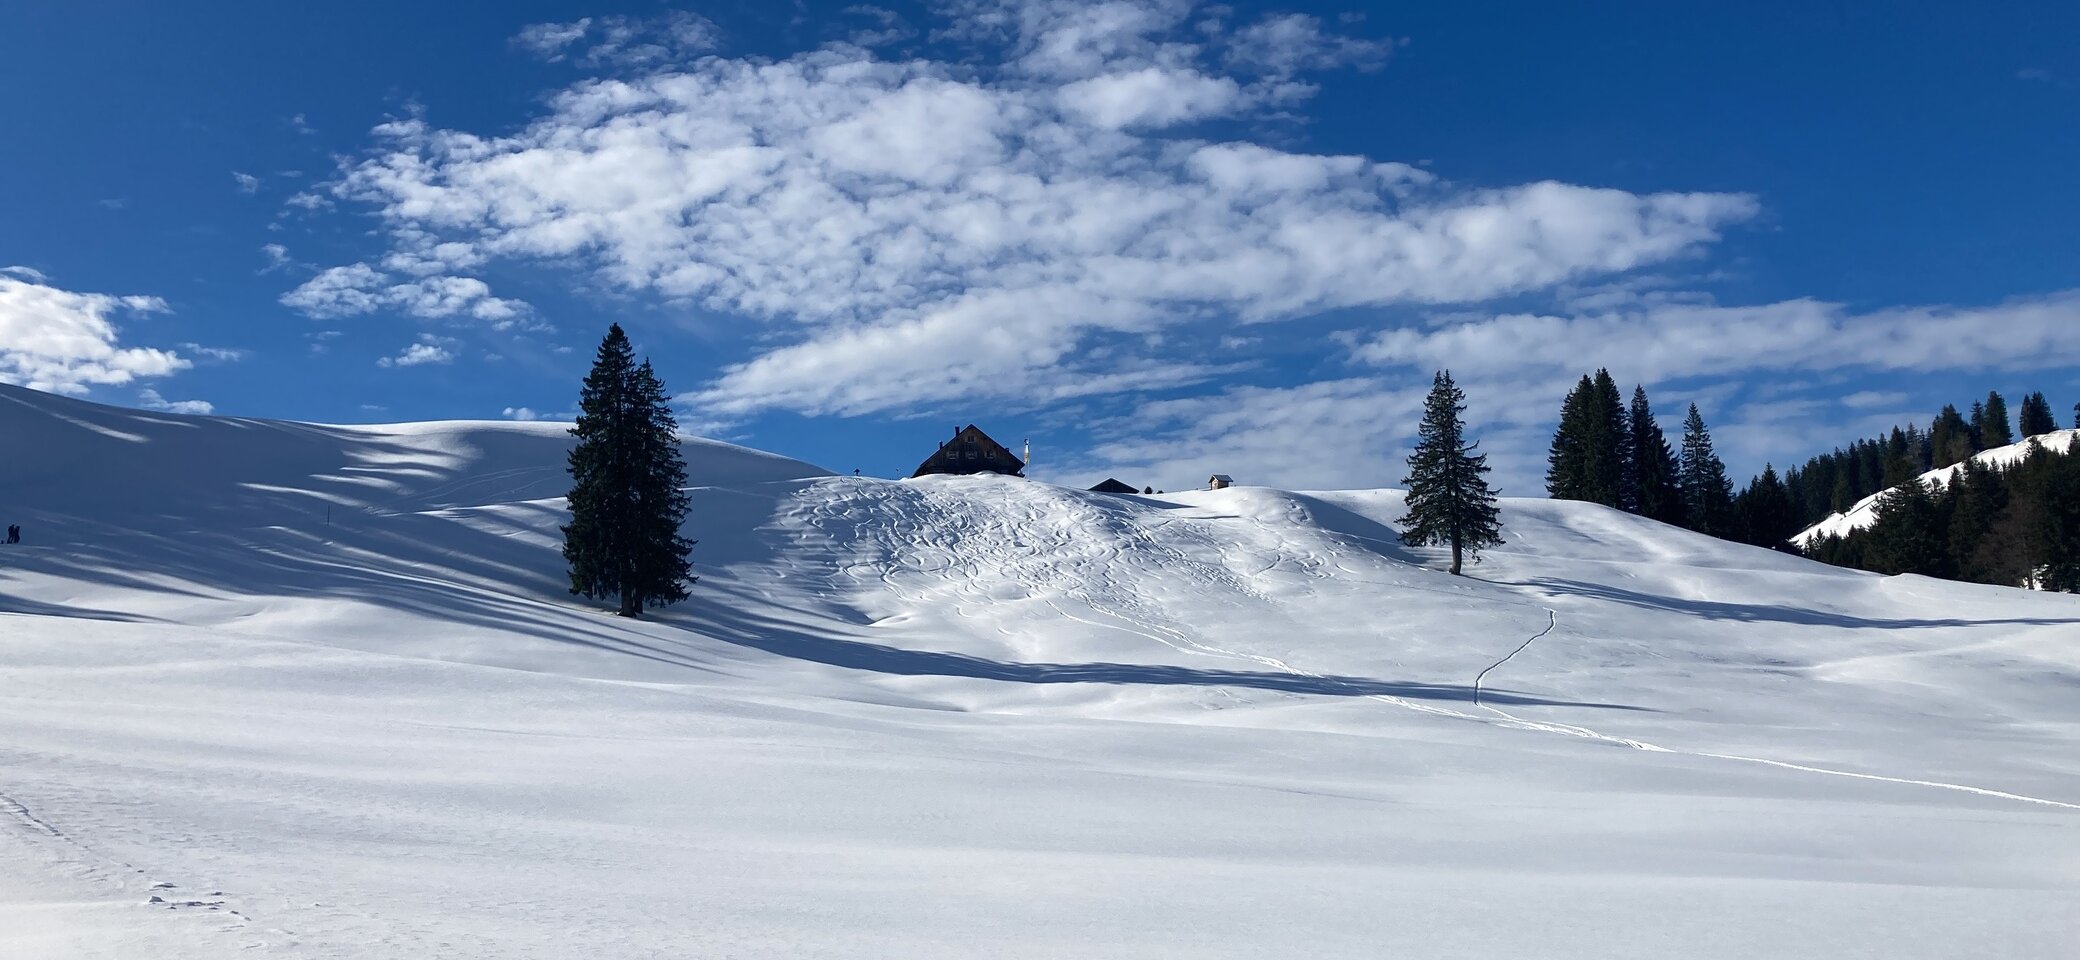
[1466,610,2080,811]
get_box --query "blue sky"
[4,0,2077,494]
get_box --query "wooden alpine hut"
[912,425,1026,478]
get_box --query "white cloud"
[0,271,188,394]
[233,171,261,194]
[177,342,247,363]
[513,19,592,60]
[1353,291,2080,383]
[512,12,718,67]
[1839,390,1908,409]
[843,5,913,47]
[1225,13,1390,76]
[377,334,456,368]
[137,387,214,415]
[1056,67,1241,128]
[259,243,293,273]
[279,262,531,326]
[316,1,1753,420]
[281,263,387,318]
[503,406,540,421]
[1055,377,1426,492]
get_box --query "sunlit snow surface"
[2,383,2076,959]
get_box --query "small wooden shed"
[1208,474,1234,490]
[1088,478,1139,494]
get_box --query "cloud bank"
[306,0,1754,419]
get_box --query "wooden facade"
[912,425,1026,478]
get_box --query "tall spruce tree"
[1981,391,2015,447]
[1862,478,1948,577]
[1400,370,1503,576]
[1880,426,1918,487]
[1627,385,1683,524]
[563,324,697,618]
[2037,446,2080,592]
[2073,402,2079,430]
[1546,371,1627,507]
[1946,458,2008,584]
[1929,404,1974,468]
[1588,369,1630,508]
[1735,464,1800,551]
[1546,375,1594,500]
[2018,391,2057,438]
[1677,404,1734,536]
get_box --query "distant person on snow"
[4,524,16,544]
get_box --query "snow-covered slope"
[1792,428,2080,547]
[3,382,2077,959]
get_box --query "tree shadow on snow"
[1511,577,2080,629]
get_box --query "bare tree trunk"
[1450,536,1463,576]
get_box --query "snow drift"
[2,382,2076,959]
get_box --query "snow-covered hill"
[1792,428,2080,547]
[3,382,2077,959]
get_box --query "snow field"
[2,383,2077,958]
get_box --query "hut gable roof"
[911,424,1025,478]
[1088,478,1139,494]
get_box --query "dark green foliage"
[1546,371,1629,508]
[1880,427,1918,487]
[1677,404,1733,536]
[1929,405,1974,468]
[1733,464,1800,551]
[562,324,697,618]
[2018,391,2058,438]
[1803,438,2080,593]
[1627,386,1684,525]
[1979,392,2015,447]
[1545,376,1593,500]
[1946,459,2009,584]
[1400,370,1503,576]
[2038,447,2080,592]
[1859,479,1949,578]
